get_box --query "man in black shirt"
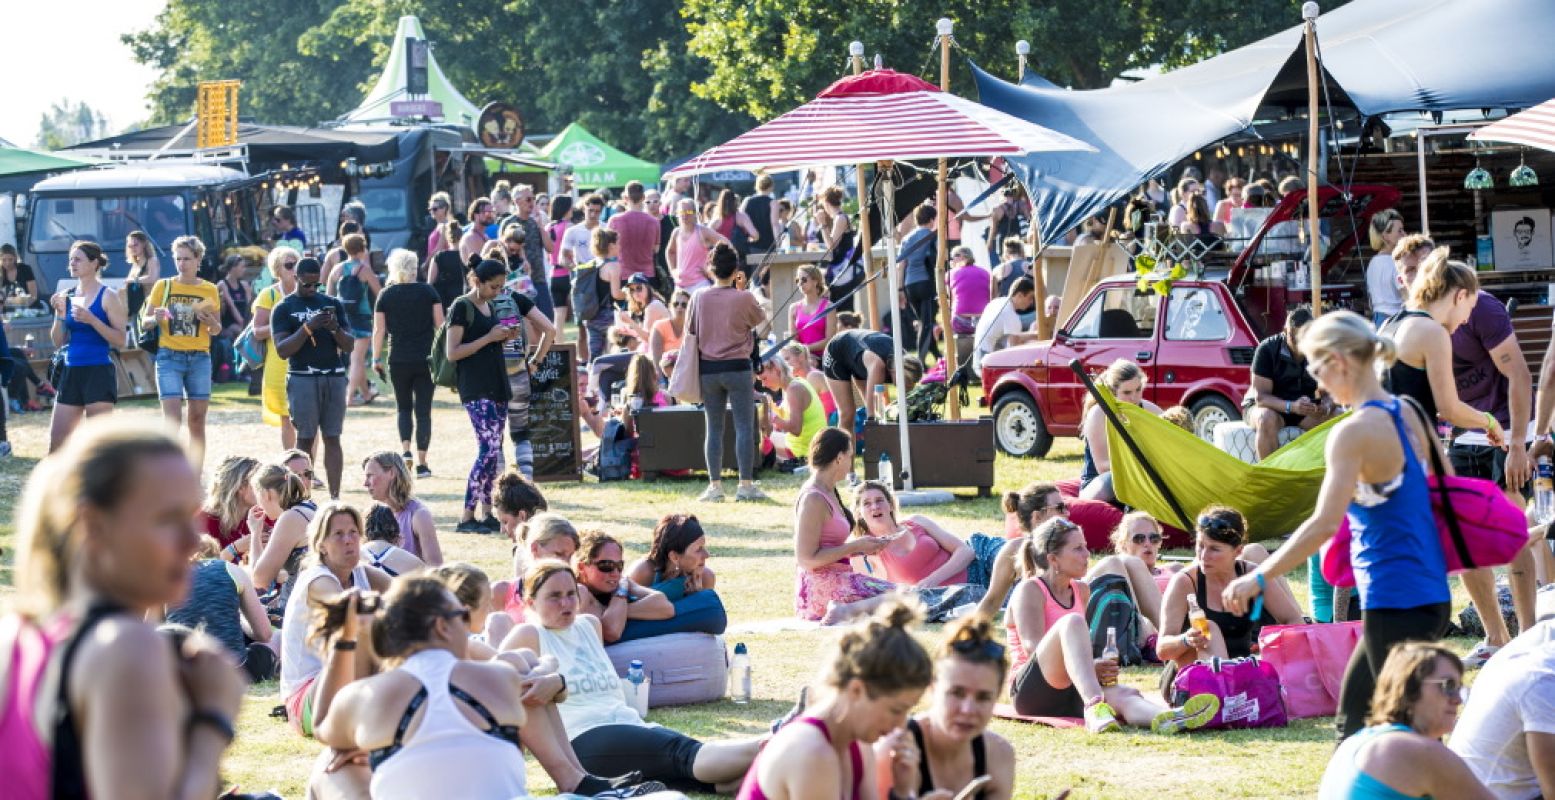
[1245,306,1335,460]
[273,258,353,499]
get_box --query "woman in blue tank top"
[48,241,127,452]
[1318,642,1492,799]
[1222,311,1453,740]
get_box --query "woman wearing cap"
[617,274,669,352]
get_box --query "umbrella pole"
[879,163,915,491]
[935,18,962,420]
[850,42,880,333]
[1304,2,1323,312]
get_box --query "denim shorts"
[155,349,212,400]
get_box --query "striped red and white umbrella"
[665,69,1090,177]
[1469,99,1555,152]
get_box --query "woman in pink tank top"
[0,424,244,799]
[667,198,722,291]
[1006,518,1219,735]
[794,429,896,623]
[739,599,934,800]
[789,264,837,357]
[852,480,971,587]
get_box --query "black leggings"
[1010,658,1085,718]
[8,348,40,399]
[904,281,940,363]
[570,723,712,793]
[389,362,434,452]
[1336,602,1450,739]
[242,642,278,683]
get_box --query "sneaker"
[416,464,432,479]
[768,685,810,734]
[1462,640,1502,669]
[734,484,771,502]
[36,381,55,398]
[8,399,20,415]
[1151,692,1221,734]
[454,519,487,534]
[402,451,413,464]
[477,516,502,534]
[698,485,726,503]
[1084,700,1122,734]
[0,441,12,458]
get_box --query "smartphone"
[953,776,994,800]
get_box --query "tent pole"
[850,42,880,333]
[935,18,962,420]
[1304,3,1323,312]
[1014,39,1054,341]
[879,163,915,491]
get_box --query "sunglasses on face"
[673,301,689,308]
[299,280,321,289]
[429,204,447,212]
[439,607,472,624]
[590,560,623,574]
[1131,532,1163,545]
[1424,677,1467,702]
[283,261,298,270]
[1197,516,1241,536]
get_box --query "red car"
[981,185,1401,457]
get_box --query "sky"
[3,0,166,148]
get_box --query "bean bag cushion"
[1057,481,1191,550]
[605,632,728,708]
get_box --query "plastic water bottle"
[1101,627,1119,686]
[1536,456,1555,524]
[878,451,894,488]
[729,643,752,704]
[873,382,887,417]
[625,659,650,717]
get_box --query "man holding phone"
[273,257,354,500]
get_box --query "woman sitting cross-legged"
[504,560,764,793]
[574,529,676,645]
[1318,642,1493,799]
[852,479,974,590]
[1083,512,1178,640]
[738,600,936,800]
[873,615,1018,800]
[361,502,427,578]
[1155,505,1304,683]
[495,512,581,643]
[248,462,318,616]
[1007,517,1220,734]
[794,427,897,623]
[621,513,730,640]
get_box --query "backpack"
[427,298,463,389]
[904,380,947,422]
[590,417,636,481]
[571,258,608,322]
[1085,573,1143,666]
[1168,656,1288,730]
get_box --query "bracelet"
[334,639,358,651]
[188,709,236,743]
[1251,573,1266,620]
[556,673,567,694]
[1285,400,1292,414]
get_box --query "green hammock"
[1098,386,1344,541]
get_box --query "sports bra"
[907,717,988,800]
[1380,310,1438,423]
[365,542,406,577]
[737,716,864,800]
[369,655,522,769]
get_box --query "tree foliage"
[34,100,110,150]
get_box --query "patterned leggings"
[463,398,507,510]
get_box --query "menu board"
[528,342,583,482]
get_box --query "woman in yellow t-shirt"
[252,247,300,447]
[141,235,221,470]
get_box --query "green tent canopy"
[538,123,660,189]
[344,15,481,128]
[0,147,95,178]
[1100,384,1343,541]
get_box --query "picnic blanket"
[993,704,1083,728]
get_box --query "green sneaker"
[1084,700,1121,734]
[1152,693,1221,734]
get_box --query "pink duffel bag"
[1258,621,1362,718]
[1168,656,1287,730]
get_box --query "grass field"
[0,382,1485,799]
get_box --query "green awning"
[537,123,661,189]
[0,147,95,178]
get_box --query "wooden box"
[861,418,996,495]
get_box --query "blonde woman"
[789,263,836,359]
[361,450,441,565]
[251,246,302,447]
[195,454,261,549]
[1366,209,1407,326]
[372,248,444,474]
[1079,359,1162,503]
[141,235,221,470]
[123,230,161,321]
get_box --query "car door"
[1045,285,1161,430]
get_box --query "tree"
[34,100,110,150]
[681,0,1344,121]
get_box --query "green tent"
[0,147,95,178]
[1101,384,1344,540]
[344,15,481,128]
[538,123,660,189]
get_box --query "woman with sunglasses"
[875,615,1017,800]
[572,530,674,645]
[617,274,669,351]
[789,263,836,360]
[1009,517,1220,734]
[1080,512,1176,646]
[1156,506,1303,680]
[1224,310,1455,740]
[1318,643,1492,799]
[648,289,691,381]
[253,247,302,447]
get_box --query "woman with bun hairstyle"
[692,241,768,503]
[1224,310,1456,740]
[1008,517,1220,734]
[739,600,933,799]
[874,615,1018,800]
[447,258,522,533]
[249,463,318,615]
[505,559,762,792]
[0,420,243,800]
[48,240,128,451]
[795,427,897,624]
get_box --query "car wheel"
[1189,394,1241,442]
[993,391,1053,458]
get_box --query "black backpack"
[1085,573,1144,666]
[571,258,608,322]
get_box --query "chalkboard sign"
[527,342,583,482]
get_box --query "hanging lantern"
[1464,164,1494,190]
[1510,151,1539,187]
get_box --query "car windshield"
[28,193,187,253]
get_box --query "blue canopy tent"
[976,0,1555,248]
